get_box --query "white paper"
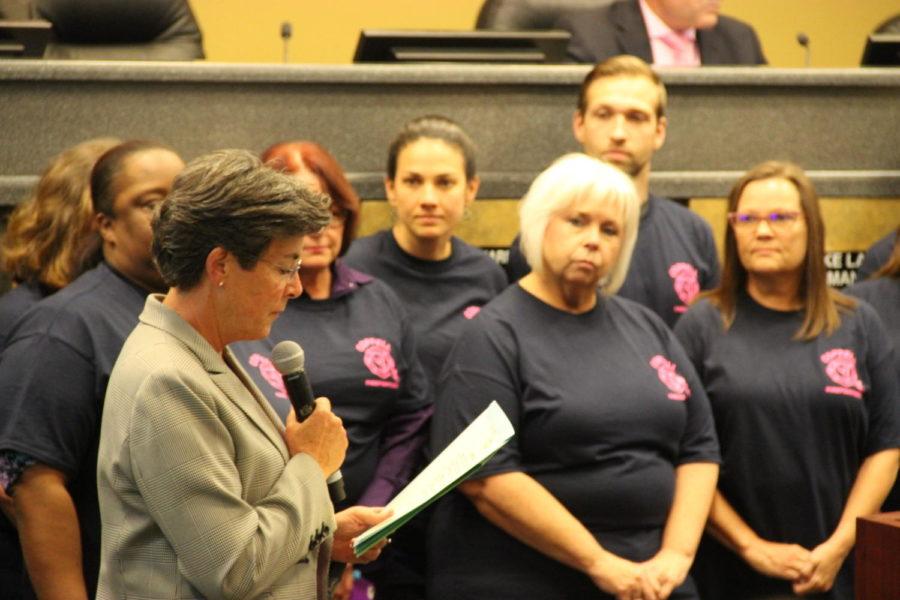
[352,400,514,554]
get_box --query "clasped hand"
[589,548,692,600]
[742,537,845,595]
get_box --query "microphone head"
[281,21,293,40]
[272,340,305,374]
[796,32,809,47]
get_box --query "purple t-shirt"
[231,261,431,508]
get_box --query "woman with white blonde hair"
[428,153,720,600]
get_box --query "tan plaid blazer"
[97,295,335,599]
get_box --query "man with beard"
[507,55,719,328]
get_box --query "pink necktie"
[660,30,694,67]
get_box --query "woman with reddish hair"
[231,141,431,596]
[675,162,899,600]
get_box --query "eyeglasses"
[727,211,802,230]
[259,258,302,281]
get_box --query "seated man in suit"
[557,0,766,66]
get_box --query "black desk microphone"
[797,32,811,67]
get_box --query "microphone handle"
[327,471,346,503]
[283,371,315,420]
[282,371,347,503]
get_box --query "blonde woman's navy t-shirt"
[428,285,719,599]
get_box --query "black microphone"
[272,340,346,503]
[280,21,292,64]
[796,32,811,67]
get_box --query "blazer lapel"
[209,363,290,463]
[611,0,654,62]
[697,28,726,64]
[140,295,290,462]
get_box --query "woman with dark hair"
[0,136,119,600]
[343,115,507,385]
[0,137,119,343]
[430,154,719,600]
[845,226,900,512]
[674,162,899,600]
[342,116,507,598]
[232,141,431,598]
[96,149,389,599]
[0,139,183,600]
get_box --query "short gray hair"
[519,153,640,295]
[153,149,331,290]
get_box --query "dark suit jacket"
[557,0,766,65]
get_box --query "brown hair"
[1,137,120,289]
[386,115,477,182]
[153,149,330,290]
[871,227,900,279]
[261,141,360,256]
[577,55,667,119]
[704,161,856,340]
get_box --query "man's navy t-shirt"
[428,285,719,599]
[507,195,719,328]
[674,294,900,600]
[0,263,148,599]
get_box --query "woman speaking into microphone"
[95,149,389,599]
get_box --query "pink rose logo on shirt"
[248,353,288,399]
[669,262,700,314]
[356,337,400,389]
[649,355,691,401]
[463,305,481,320]
[820,348,864,399]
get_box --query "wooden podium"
[856,512,900,600]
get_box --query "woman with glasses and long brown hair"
[674,161,899,600]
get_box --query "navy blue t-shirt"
[0,281,50,350]
[0,280,52,598]
[428,285,719,599]
[856,231,896,281]
[845,276,900,512]
[343,229,508,385]
[231,262,432,508]
[674,294,900,600]
[0,262,149,600]
[506,195,719,328]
